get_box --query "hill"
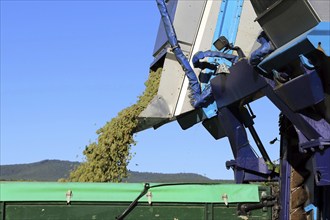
[123,171,220,183]
[0,160,232,183]
[0,160,80,181]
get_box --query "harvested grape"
[68,68,161,182]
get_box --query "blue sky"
[1,0,280,180]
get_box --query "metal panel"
[202,116,227,140]
[4,203,273,220]
[213,205,270,219]
[274,71,324,112]
[201,0,246,119]
[174,0,208,53]
[176,108,207,130]
[4,204,205,220]
[153,0,179,56]
[309,0,330,21]
[139,50,185,128]
[254,0,320,48]
[139,0,219,130]
[175,0,223,118]
[235,0,263,57]
[258,22,330,73]
[211,60,267,109]
[152,0,207,61]
[175,0,223,117]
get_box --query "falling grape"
[68,68,162,182]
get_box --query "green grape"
[68,68,162,182]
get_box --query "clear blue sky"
[1,0,280,180]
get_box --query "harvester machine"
[137,0,330,219]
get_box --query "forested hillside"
[0,160,232,183]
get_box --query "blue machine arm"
[192,50,237,70]
[249,32,274,67]
[156,0,241,108]
[157,0,248,109]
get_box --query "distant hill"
[0,160,80,181]
[123,171,223,183]
[0,160,233,183]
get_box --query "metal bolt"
[146,191,152,205]
[66,189,73,205]
[222,193,228,206]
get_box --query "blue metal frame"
[258,22,330,74]
[202,0,244,118]
[156,0,330,218]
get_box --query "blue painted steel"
[156,0,245,110]
[210,59,275,183]
[279,158,291,220]
[314,148,330,186]
[299,55,315,70]
[216,105,274,183]
[156,0,246,109]
[304,204,318,220]
[226,158,273,183]
[258,22,330,74]
[201,0,244,118]
[274,70,324,112]
[192,51,237,69]
[249,32,274,67]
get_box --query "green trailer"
[0,182,273,220]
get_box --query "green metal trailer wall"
[0,182,272,220]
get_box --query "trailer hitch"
[237,194,278,216]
